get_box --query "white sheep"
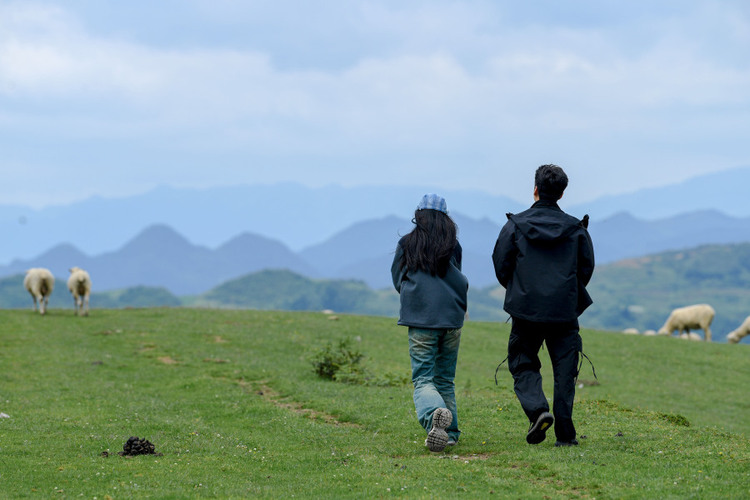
[657,304,715,342]
[67,267,92,316]
[727,316,750,344]
[622,328,640,335]
[23,268,55,315]
[679,332,703,341]
[643,329,657,336]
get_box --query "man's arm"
[578,230,595,286]
[492,221,517,288]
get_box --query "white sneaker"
[425,408,452,452]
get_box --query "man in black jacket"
[492,164,595,446]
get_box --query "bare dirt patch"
[229,378,361,427]
[256,383,360,427]
[442,453,492,461]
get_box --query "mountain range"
[1,164,749,267]
[4,241,749,343]
[3,207,750,293]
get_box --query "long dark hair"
[399,209,458,277]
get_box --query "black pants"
[508,317,582,442]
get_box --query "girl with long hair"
[391,194,468,452]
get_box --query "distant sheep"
[67,267,92,316]
[658,304,715,342]
[643,329,657,336]
[679,332,703,341]
[24,268,55,315]
[622,328,639,335]
[727,316,750,344]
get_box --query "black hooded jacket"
[492,200,595,323]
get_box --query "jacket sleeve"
[492,220,517,288]
[577,229,595,286]
[453,242,463,271]
[391,243,406,293]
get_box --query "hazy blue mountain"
[298,208,750,288]
[299,213,503,288]
[2,166,749,268]
[2,243,91,277]
[300,216,412,277]
[4,204,750,296]
[0,183,524,266]
[570,164,750,220]
[0,224,314,295]
[588,209,750,263]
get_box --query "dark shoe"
[425,408,452,452]
[526,412,554,444]
[554,439,579,447]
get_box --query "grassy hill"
[189,269,400,317]
[469,242,750,341]
[4,242,750,343]
[581,243,750,337]
[0,308,748,498]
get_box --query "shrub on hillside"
[309,337,408,387]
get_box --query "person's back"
[392,194,468,453]
[493,198,594,323]
[492,164,595,447]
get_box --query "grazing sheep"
[622,328,639,335]
[679,332,703,341]
[67,267,92,316]
[727,316,750,344]
[643,329,657,336]
[23,268,55,315]
[657,304,715,342]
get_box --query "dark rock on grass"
[118,436,163,457]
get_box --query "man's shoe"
[425,408,452,452]
[554,439,579,447]
[526,412,554,444]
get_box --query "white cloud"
[0,1,749,207]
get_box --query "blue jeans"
[408,327,461,442]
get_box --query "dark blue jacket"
[391,239,468,329]
[492,200,595,322]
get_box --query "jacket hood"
[508,201,583,244]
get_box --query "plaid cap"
[417,193,448,214]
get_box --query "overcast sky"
[1,0,749,208]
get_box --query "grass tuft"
[656,412,691,427]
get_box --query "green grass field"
[0,308,748,498]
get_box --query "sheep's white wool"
[67,267,92,317]
[727,316,750,344]
[24,268,55,315]
[678,332,703,341]
[657,304,715,342]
